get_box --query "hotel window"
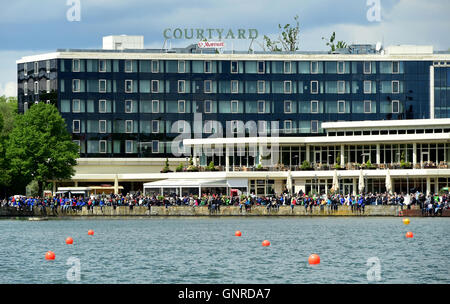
[204,80,212,93]
[337,81,345,94]
[177,60,186,73]
[338,100,345,114]
[125,60,133,73]
[311,61,319,74]
[257,100,265,114]
[99,60,106,72]
[34,62,39,75]
[72,79,80,92]
[99,140,107,154]
[204,100,212,113]
[284,61,292,74]
[363,61,371,74]
[178,80,186,93]
[257,61,265,74]
[73,120,80,133]
[46,60,50,73]
[152,100,159,113]
[24,82,28,95]
[392,100,400,113]
[151,60,159,73]
[152,141,159,154]
[178,100,186,113]
[364,100,372,113]
[73,59,80,72]
[24,63,28,76]
[125,120,133,133]
[284,100,292,113]
[231,100,239,113]
[311,100,319,113]
[392,81,400,94]
[46,100,50,104]
[284,120,292,133]
[231,80,239,93]
[231,61,238,73]
[258,121,267,134]
[125,140,133,154]
[177,121,186,133]
[284,81,292,94]
[310,81,319,94]
[152,120,159,133]
[204,120,212,134]
[151,80,159,93]
[99,79,107,93]
[99,120,106,133]
[46,80,50,93]
[34,81,39,94]
[337,61,345,74]
[392,61,400,74]
[72,99,81,113]
[125,80,133,93]
[311,120,319,133]
[99,100,107,113]
[257,80,265,94]
[364,80,372,94]
[125,100,133,113]
[204,60,212,73]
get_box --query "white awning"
[143,179,248,189]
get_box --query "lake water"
[0,217,448,284]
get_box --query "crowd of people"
[1,190,448,216]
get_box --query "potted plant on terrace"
[300,160,312,171]
[161,158,173,173]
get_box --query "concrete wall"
[1,205,439,217]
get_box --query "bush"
[300,160,311,170]
[176,163,184,172]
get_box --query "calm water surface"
[0,217,448,284]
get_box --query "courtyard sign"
[163,28,258,40]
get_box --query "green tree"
[0,96,17,137]
[6,103,79,195]
[259,15,301,52]
[322,32,347,53]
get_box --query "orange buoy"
[403,218,410,225]
[308,254,320,265]
[235,230,242,237]
[88,230,94,236]
[45,251,55,260]
[406,231,414,238]
[65,237,73,245]
[262,240,271,247]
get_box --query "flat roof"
[322,118,450,130]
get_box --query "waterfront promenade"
[1,204,448,217]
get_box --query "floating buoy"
[406,231,414,238]
[45,251,55,260]
[403,218,410,225]
[262,240,271,247]
[88,230,94,236]
[65,237,73,245]
[308,254,320,265]
[235,230,242,237]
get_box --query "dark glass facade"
[17,54,444,159]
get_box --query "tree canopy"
[5,103,79,195]
[259,15,301,52]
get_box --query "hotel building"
[16,36,450,196]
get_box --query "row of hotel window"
[71,120,323,135]
[61,99,402,114]
[63,59,404,74]
[60,79,403,94]
[73,139,151,154]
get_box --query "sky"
[1,0,449,97]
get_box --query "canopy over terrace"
[143,179,248,196]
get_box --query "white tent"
[143,179,248,195]
[385,168,392,194]
[332,170,339,192]
[358,169,365,194]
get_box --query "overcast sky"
[1,0,449,97]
